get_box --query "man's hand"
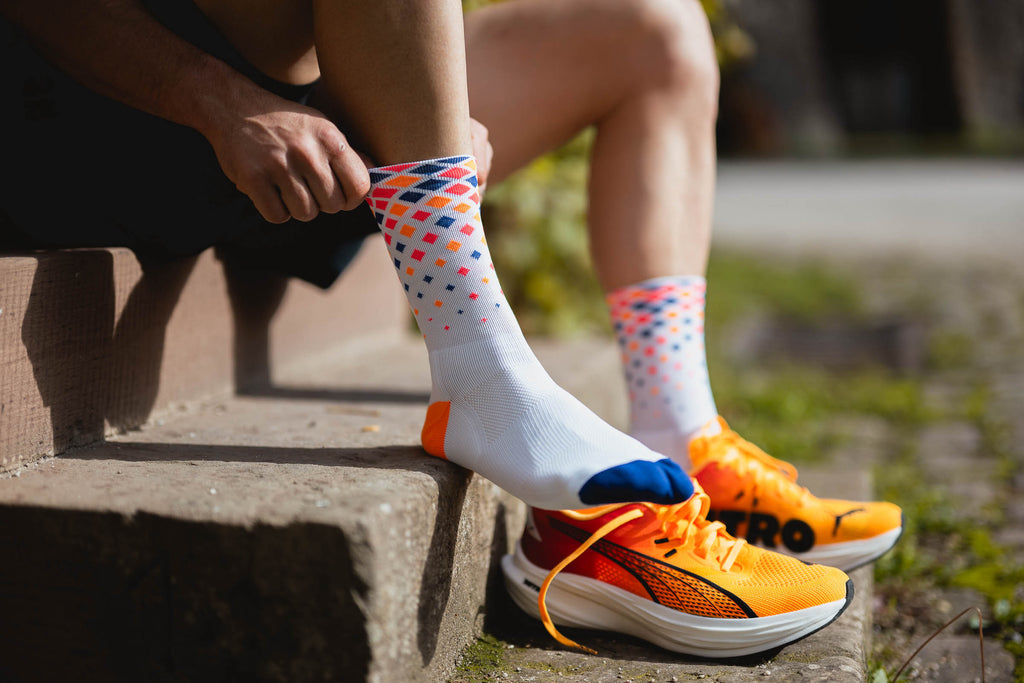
[470,117,493,196]
[205,94,371,224]
[2,0,372,225]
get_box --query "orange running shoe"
[689,417,903,571]
[502,486,852,658]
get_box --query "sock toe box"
[578,458,694,505]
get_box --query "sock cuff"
[606,275,707,315]
[369,155,477,181]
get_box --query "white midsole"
[771,526,904,571]
[502,543,850,658]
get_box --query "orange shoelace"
[538,491,747,654]
[693,429,812,507]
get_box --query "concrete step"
[457,467,875,683]
[0,333,527,683]
[0,330,878,682]
[0,236,407,472]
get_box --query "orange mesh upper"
[690,418,902,548]
[523,492,849,622]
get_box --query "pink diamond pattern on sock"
[607,275,717,438]
[367,156,511,345]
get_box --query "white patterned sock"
[368,156,693,508]
[607,275,719,469]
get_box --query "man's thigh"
[464,0,651,183]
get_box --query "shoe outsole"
[502,544,853,658]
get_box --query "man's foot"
[689,417,904,571]
[370,156,693,510]
[502,487,853,658]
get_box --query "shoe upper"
[522,491,849,620]
[689,417,903,551]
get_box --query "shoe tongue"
[686,418,724,468]
[701,417,725,438]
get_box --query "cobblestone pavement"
[451,255,1022,683]
[853,257,1023,682]
[715,159,1024,678]
[715,160,1022,680]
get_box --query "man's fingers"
[328,145,372,211]
[303,160,347,215]
[470,117,492,188]
[275,173,318,222]
[247,181,291,224]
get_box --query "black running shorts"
[0,0,377,288]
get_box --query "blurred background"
[467,2,1024,678]
[469,0,1024,335]
[714,0,1024,158]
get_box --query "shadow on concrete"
[20,251,195,455]
[418,468,470,664]
[242,386,432,405]
[61,441,449,472]
[18,250,421,461]
[222,260,431,405]
[0,504,372,683]
[57,439,477,674]
[221,258,289,394]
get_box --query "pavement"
[714,159,1024,265]
[713,159,1024,682]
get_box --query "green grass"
[705,251,864,325]
[869,384,1024,681]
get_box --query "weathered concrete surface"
[453,469,876,683]
[0,235,406,472]
[0,335,524,683]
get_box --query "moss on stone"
[451,633,506,680]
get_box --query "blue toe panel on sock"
[578,459,694,505]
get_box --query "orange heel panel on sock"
[422,401,451,459]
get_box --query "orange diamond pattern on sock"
[368,156,510,344]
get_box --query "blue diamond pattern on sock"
[411,163,446,175]
[415,178,447,191]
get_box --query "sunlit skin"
[2,0,717,292]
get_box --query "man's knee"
[628,0,720,113]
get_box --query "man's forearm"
[3,0,378,223]
[1,0,257,137]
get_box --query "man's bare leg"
[195,0,472,162]
[466,0,718,289]
[193,0,694,509]
[466,0,720,457]
[310,0,472,163]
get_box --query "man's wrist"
[171,53,263,141]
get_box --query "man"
[0,0,900,656]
